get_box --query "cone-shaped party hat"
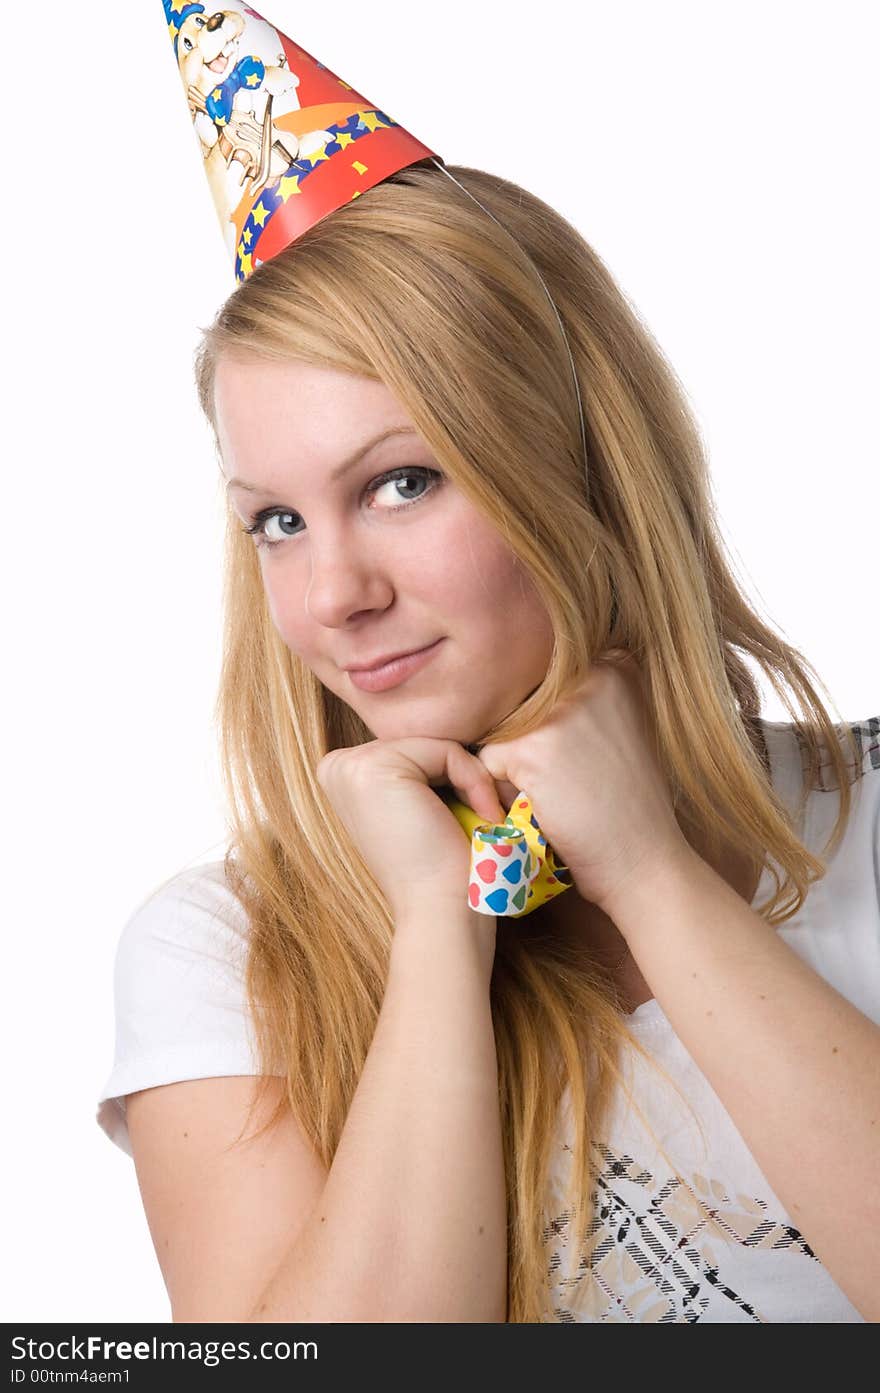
[162,2,441,281]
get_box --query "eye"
[239,466,442,551]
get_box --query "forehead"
[213,356,417,474]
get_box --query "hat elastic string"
[429,157,590,506]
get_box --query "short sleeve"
[769,714,880,1027]
[96,860,268,1159]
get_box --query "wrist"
[600,839,703,933]
[391,899,498,979]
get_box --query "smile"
[346,639,445,693]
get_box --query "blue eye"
[240,466,442,551]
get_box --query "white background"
[3,0,876,1322]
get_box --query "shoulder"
[847,716,880,776]
[98,857,263,1158]
[113,857,252,996]
[761,714,880,795]
[814,714,880,793]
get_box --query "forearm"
[249,908,507,1322]
[606,844,880,1321]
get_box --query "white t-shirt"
[96,716,880,1322]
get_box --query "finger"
[473,741,501,779]
[392,737,507,824]
[448,745,508,824]
[469,747,520,816]
[494,779,520,814]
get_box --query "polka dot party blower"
[437,787,573,918]
[161,2,579,919]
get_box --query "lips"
[345,639,445,693]
[346,642,437,673]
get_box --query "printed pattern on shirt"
[851,717,880,774]
[798,715,880,792]
[542,1141,817,1323]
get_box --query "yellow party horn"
[436,787,573,918]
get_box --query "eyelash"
[240,466,442,550]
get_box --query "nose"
[304,538,394,627]
[207,13,225,31]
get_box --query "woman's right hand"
[316,738,508,923]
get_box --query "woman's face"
[214,355,555,745]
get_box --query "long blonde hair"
[191,162,863,1321]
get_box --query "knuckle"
[348,758,377,793]
[316,750,341,785]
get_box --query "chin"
[367,710,486,747]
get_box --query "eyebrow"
[225,425,419,493]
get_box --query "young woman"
[96,162,879,1323]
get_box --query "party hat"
[162,2,441,281]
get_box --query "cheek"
[260,569,306,648]
[433,516,553,647]
[450,513,538,597]
[411,512,521,618]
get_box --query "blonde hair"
[191,162,863,1321]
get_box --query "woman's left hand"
[476,649,691,915]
